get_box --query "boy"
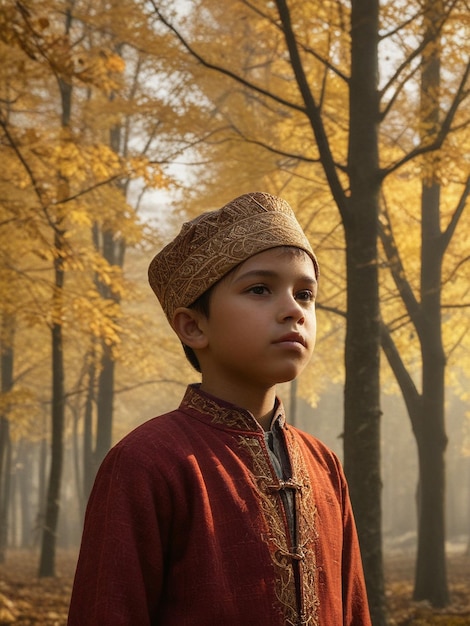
[68,192,371,625]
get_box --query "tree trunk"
[467,462,470,556]
[34,432,48,549]
[0,311,14,562]
[412,0,449,605]
[95,342,115,466]
[17,442,34,549]
[344,0,385,623]
[381,306,448,608]
[91,114,126,471]
[82,357,96,505]
[413,183,449,605]
[0,418,11,562]
[91,226,121,470]
[38,53,72,574]
[38,229,66,577]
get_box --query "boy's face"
[197,247,317,390]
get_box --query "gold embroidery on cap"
[148,192,318,322]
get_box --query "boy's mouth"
[274,332,307,348]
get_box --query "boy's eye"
[296,290,314,302]
[249,285,269,295]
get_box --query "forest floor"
[0,550,469,625]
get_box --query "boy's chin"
[274,368,304,385]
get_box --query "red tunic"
[68,385,371,625]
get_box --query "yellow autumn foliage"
[0,0,468,485]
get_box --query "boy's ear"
[171,307,208,349]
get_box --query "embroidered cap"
[148,191,319,323]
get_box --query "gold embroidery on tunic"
[238,433,320,626]
[286,429,320,624]
[184,387,256,431]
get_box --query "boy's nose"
[278,295,305,323]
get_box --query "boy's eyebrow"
[232,268,317,285]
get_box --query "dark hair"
[182,286,213,373]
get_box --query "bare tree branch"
[380,321,421,434]
[378,193,422,321]
[274,0,348,216]
[149,1,306,114]
[381,59,470,179]
[441,176,470,251]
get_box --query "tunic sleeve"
[68,441,168,626]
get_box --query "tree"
[1,0,138,575]
[0,0,191,574]
[378,0,469,605]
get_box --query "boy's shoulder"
[289,425,344,472]
[115,406,192,449]
[93,406,204,486]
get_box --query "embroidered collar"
[180,384,286,433]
